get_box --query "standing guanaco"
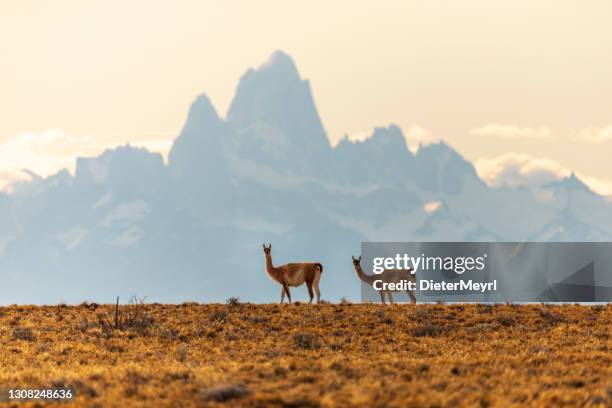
[352,256,416,304]
[263,244,323,304]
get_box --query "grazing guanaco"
[352,256,416,304]
[263,244,323,304]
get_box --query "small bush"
[497,316,515,327]
[226,297,240,307]
[79,301,100,310]
[208,310,228,322]
[478,304,494,313]
[293,333,320,350]
[200,384,249,402]
[414,307,431,321]
[12,327,36,341]
[538,309,566,325]
[97,296,154,335]
[466,323,496,334]
[375,310,393,325]
[410,324,449,338]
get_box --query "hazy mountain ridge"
[2,51,611,303]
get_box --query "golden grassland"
[0,302,610,407]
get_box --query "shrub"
[200,384,249,402]
[410,324,450,338]
[97,296,154,335]
[208,310,228,322]
[538,309,566,325]
[79,301,100,310]
[293,333,320,350]
[226,297,240,307]
[497,316,515,327]
[12,327,36,341]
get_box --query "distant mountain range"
[2,51,612,304]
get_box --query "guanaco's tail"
[316,263,323,274]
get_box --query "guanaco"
[263,244,323,304]
[352,256,416,304]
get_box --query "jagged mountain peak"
[257,50,300,80]
[415,140,472,167]
[370,124,409,148]
[226,51,331,173]
[335,125,411,157]
[333,125,414,185]
[546,172,593,193]
[168,93,228,173]
[75,144,165,190]
[226,50,326,136]
[414,140,482,193]
[416,139,454,156]
[182,94,222,135]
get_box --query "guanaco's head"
[351,255,362,267]
[263,243,272,255]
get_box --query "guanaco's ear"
[351,256,355,261]
[358,256,362,261]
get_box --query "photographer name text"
[373,279,497,293]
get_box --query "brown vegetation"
[0,303,610,407]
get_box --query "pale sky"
[1,1,611,194]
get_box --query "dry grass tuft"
[293,333,321,350]
[12,327,36,341]
[200,383,249,402]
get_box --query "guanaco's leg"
[313,273,321,304]
[306,280,314,304]
[282,282,292,304]
[280,287,286,304]
[388,291,394,304]
[379,291,386,304]
[407,289,416,304]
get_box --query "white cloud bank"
[0,129,172,192]
[475,153,612,196]
[471,124,552,139]
[572,126,612,143]
[475,154,570,188]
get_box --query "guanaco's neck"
[264,254,279,280]
[354,264,376,285]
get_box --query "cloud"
[576,175,612,197]
[0,169,38,193]
[475,153,569,189]
[572,126,612,143]
[475,153,612,196]
[405,125,439,153]
[471,124,552,139]
[424,201,442,214]
[0,129,172,192]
